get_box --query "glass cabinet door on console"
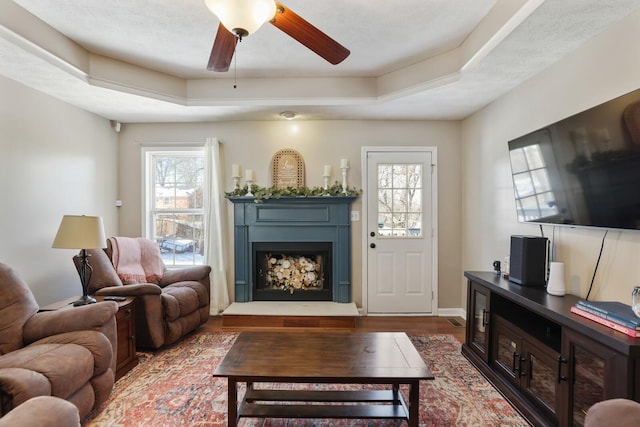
[521,337,563,423]
[562,328,628,427]
[493,316,522,385]
[493,315,562,423]
[467,281,491,362]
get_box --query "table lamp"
[52,215,106,306]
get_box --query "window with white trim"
[143,148,205,267]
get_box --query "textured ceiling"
[1,0,640,123]
[11,0,499,79]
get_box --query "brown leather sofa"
[0,396,80,427]
[79,236,211,349]
[0,263,118,419]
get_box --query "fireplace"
[253,242,332,301]
[227,196,356,303]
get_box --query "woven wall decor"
[270,148,305,188]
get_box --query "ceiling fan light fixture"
[204,0,276,38]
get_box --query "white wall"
[116,120,462,310]
[0,77,119,305]
[461,9,640,307]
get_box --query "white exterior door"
[364,148,436,314]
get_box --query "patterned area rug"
[83,332,528,426]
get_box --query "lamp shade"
[203,0,276,37]
[52,215,106,249]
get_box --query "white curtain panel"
[204,138,230,314]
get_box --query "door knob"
[370,243,376,248]
[370,231,375,237]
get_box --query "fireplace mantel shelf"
[226,195,358,203]
[227,196,356,303]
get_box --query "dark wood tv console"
[463,271,640,427]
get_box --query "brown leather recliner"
[79,237,211,349]
[0,396,80,427]
[0,263,118,419]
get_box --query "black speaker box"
[509,235,548,286]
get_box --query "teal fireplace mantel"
[227,196,357,303]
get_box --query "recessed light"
[280,111,296,120]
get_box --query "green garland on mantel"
[225,182,361,203]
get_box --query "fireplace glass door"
[253,242,332,301]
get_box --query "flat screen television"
[507,88,640,231]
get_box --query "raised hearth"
[227,196,356,303]
[221,302,359,328]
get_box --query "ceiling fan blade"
[270,2,350,65]
[207,23,238,72]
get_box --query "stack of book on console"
[571,300,640,338]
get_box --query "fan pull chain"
[233,39,239,89]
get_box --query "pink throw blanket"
[109,237,165,284]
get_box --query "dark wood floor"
[203,315,466,343]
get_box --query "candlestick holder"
[323,175,330,192]
[341,166,349,194]
[245,179,253,196]
[232,175,241,189]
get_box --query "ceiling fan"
[203,0,350,72]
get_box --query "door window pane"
[378,190,392,213]
[378,165,393,188]
[377,163,423,238]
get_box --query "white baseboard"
[437,307,466,319]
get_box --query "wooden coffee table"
[214,331,433,426]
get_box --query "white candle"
[232,164,240,177]
[323,165,331,176]
[340,159,349,169]
[245,169,253,181]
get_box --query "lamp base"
[73,295,97,306]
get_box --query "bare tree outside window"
[145,150,206,267]
[377,163,423,237]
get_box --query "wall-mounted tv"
[507,88,640,231]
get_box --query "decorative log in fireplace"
[227,196,356,303]
[254,241,332,301]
